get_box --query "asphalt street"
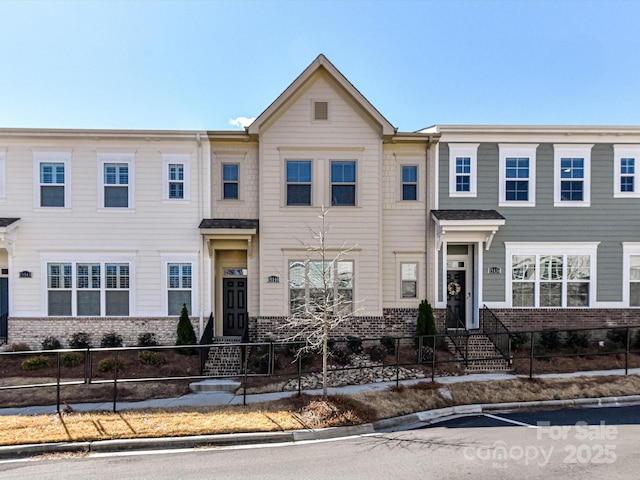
[1,405,638,479]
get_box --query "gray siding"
[439,142,640,303]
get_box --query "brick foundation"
[250,308,420,341]
[7,317,199,350]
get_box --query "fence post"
[297,351,302,397]
[529,331,535,379]
[431,334,436,382]
[625,327,630,376]
[85,348,91,385]
[112,350,119,413]
[243,344,248,406]
[56,351,61,413]
[395,338,400,387]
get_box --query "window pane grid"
[331,161,356,206]
[512,254,590,307]
[289,260,353,314]
[40,163,65,184]
[402,166,418,201]
[286,160,312,206]
[104,163,128,185]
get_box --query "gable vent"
[314,101,328,121]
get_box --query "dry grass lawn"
[1,374,639,447]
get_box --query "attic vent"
[314,101,328,121]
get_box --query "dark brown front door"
[223,278,247,336]
[446,271,465,329]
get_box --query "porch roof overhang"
[431,210,505,251]
[199,219,259,256]
[0,218,20,256]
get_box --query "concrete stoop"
[189,379,241,393]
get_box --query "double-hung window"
[223,164,239,200]
[401,263,418,298]
[614,145,640,198]
[507,243,597,308]
[168,164,184,199]
[448,144,478,197]
[553,145,592,207]
[623,244,640,307]
[99,153,134,208]
[162,153,190,201]
[168,263,192,316]
[46,259,132,316]
[289,260,353,315]
[331,160,356,206]
[35,152,70,208]
[499,144,537,206]
[286,160,312,206]
[402,165,418,201]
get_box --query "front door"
[223,278,247,336]
[446,271,466,329]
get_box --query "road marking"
[483,413,538,428]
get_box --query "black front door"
[223,278,247,336]
[446,271,465,329]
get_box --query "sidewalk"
[1,368,640,460]
[2,367,639,416]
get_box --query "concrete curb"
[2,394,640,460]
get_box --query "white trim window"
[289,260,353,315]
[162,154,190,201]
[506,243,598,308]
[614,145,640,198]
[0,148,6,199]
[167,262,192,316]
[330,160,357,206]
[34,152,71,208]
[98,153,135,209]
[46,259,132,316]
[448,144,479,197]
[286,160,312,206]
[401,262,418,298]
[222,163,239,200]
[401,165,418,201]
[623,243,640,307]
[553,145,592,207]
[499,144,538,207]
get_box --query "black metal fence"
[1,325,639,413]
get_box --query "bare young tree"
[282,206,363,400]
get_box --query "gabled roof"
[247,54,396,136]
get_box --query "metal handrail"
[446,306,468,364]
[481,305,511,361]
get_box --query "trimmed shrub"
[22,355,50,371]
[368,344,387,363]
[176,304,197,355]
[416,299,437,337]
[7,343,30,352]
[137,332,160,347]
[41,336,62,350]
[346,336,363,354]
[538,329,561,352]
[380,336,396,354]
[606,328,629,348]
[100,332,123,348]
[510,332,530,352]
[69,332,92,349]
[137,350,166,367]
[61,352,83,368]
[98,357,125,373]
[331,346,351,365]
[565,331,590,351]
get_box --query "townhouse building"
[1,55,639,350]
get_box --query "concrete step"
[189,379,241,393]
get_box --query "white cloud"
[229,116,256,128]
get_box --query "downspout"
[425,135,432,307]
[197,132,204,338]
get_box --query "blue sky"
[0,0,639,132]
